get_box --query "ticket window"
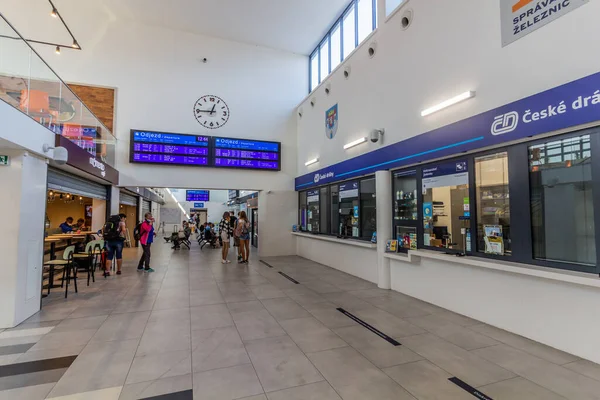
[338,181,359,238]
[422,161,470,251]
[307,190,320,233]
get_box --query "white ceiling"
[1,0,351,55]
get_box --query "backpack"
[102,215,122,241]
[235,219,249,237]
[133,222,143,241]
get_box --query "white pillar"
[110,186,120,216]
[376,170,392,289]
[0,151,48,327]
[92,198,106,231]
[137,196,144,223]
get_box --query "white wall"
[259,190,298,257]
[0,150,47,328]
[0,1,305,257]
[0,1,304,192]
[389,257,600,364]
[296,0,600,174]
[296,236,378,283]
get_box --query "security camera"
[202,58,208,63]
[42,144,68,165]
[370,129,385,143]
[52,146,69,165]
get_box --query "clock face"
[194,95,230,129]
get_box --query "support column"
[110,186,120,216]
[376,170,392,289]
[0,150,48,327]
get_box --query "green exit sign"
[0,155,9,166]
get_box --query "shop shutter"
[119,192,138,206]
[142,200,151,214]
[47,168,107,199]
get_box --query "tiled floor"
[1,241,600,399]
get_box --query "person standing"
[105,213,127,276]
[137,212,155,273]
[236,211,251,264]
[229,212,241,262]
[219,212,233,264]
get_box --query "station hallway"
[1,242,600,400]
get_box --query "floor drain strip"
[448,377,493,400]
[259,260,274,268]
[278,271,299,284]
[336,308,401,346]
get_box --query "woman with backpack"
[236,211,251,264]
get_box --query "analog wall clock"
[194,95,230,129]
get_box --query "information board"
[186,190,210,202]
[339,181,359,199]
[213,137,281,171]
[130,130,210,166]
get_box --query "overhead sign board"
[186,190,210,202]
[0,155,9,166]
[295,70,600,191]
[55,135,119,184]
[500,0,588,46]
[194,202,205,208]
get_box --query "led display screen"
[129,131,281,171]
[130,130,210,166]
[186,190,210,202]
[212,137,281,171]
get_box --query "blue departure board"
[129,130,281,171]
[130,130,210,166]
[186,190,210,201]
[212,137,281,171]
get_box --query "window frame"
[308,0,378,93]
[297,174,376,241]
[391,169,419,253]
[389,127,600,275]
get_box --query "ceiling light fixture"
[305,158,319,166]
[0,2,83,53]
[343,137,368,150]
[421,91,476,117]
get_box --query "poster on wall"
[325,104,338,139]
[500,0,588,46]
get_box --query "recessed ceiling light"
[72,40,79,49]
[421,91,476,117]
[51,8,58,17]
[55,46,61,54]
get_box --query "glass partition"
[339,181,359,237]
[422,160,470,251]
[475,152,511,256]
[331,185,340,236]
[307,190,320,232]
[360,178,376,240]
[529,135,595,266]
[0,14,117,167]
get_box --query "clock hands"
[196,104,217,116]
